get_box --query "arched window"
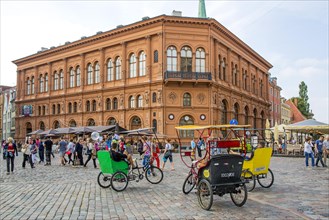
[31,76,35,94]
[129,54,137,78]
[179,115,194,138]
[139,51,146,76]
[95,62,100,83]
[45,73,48,92]
[243,70,247,90]
[233,64,238,86]
[152,119,157,133]
[222,58,226,81]
[39,121,45,131]
[52,104,56,115]
[261,111,265,131]
[221,100,228,124]
[137,95,143,108]
[253,108,257,129]
[38,106,41,116]
[39,75,44,93]
[107,117,116,125]
[154,50,158,63]
[54,72,59,90]
[106,98,111,110]
[73,102,77,113]
[87,118,95,126]
[115,57,121,80]
[234,103,239,122]
[59,70,64,89]
[113,97,118,110]
[183,93,191,107]
[152,92,157,103]
[218,55,222,80]
[87,64,93,85]
[42,106,46,115]
[68,102,72,113]
[69,120,77,127]
[86,100,90,112]
[76,66,81,87]
[107,59,114,81]
[53,120,60,129]
[167,46,177,71]
[27,77,31,95]
[180,46,192,72]
[92,100,97,111]
[130,116,141,130]
[69,68,74,88]
[244,106,249,125]
[26,122,32,135]
[196,48,205,72]
[57,104,61,114]
[260,79,263,97]
[129,96,135,108]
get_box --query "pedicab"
[97,128,163,192]
[175,124,250,210]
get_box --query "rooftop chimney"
[172,10,182,17]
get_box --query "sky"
[1,0,328,123]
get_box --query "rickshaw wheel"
[230,184,247,207]
[111,171,128,192]
[145,166,163,184]
[241,170,255,192]
[182,173,196,194]
[257,168,274,188]
[197,179,213,210]
[97,172,111,188]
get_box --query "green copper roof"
[198,0,207,18]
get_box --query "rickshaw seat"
[243,148,272,175]
[216,140,241,148]
[97,150,129,175]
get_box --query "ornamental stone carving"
[168,92,176,104]
[197,93,206,104]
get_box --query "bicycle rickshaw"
[175,124,250,210]
[97,128,164,192]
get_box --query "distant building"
[280,97,291,125]
[269,77,281,126]
[13,14,272,142]
[285,98,306,124]
[1,86,16,141]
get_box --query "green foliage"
[297,81,311,116]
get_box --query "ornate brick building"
[269,77,282,127]
[13,14,272,141]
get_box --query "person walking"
[75,138,84,166]
[197,138,204,158]
[44,137,53,166]
[67,139,75,165]
[304,137,315,168]
[315,135,326,167]
[58,137,68,166]
[151,139,160,168]
[142,137,152,168]
[22,139,33,168]
[38,140,45,164]
[30,139,38,165]
[137,140,144,159]
[84,138,97,168]
[322,135,329,166]
[4,137,18,174]
[161,139,175,171]
[191,138,196,160]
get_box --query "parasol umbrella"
[54,127,75,135]
[27,129,44,136]
[70,126,96,134]
[39,129,58,136]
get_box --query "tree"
[297,81,311,117]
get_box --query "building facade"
[14,15,272,141]
[1,87,16,141]
[268,77,281,127]
[280,97,291,125]
[285,98,306,124]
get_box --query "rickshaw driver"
[110,142,135,169]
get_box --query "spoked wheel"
[197,179,213,210]
[241,170,255,192]
[257,168,274,188]
[145,166,163,184]
[111,171,128,192]
[182,173,196,194]
[97,172,111,188]
[230,184,248,207]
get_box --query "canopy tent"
[285,119,329,134]
[27,129,44,136]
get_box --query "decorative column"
[239,56,243,88]
[80,54,85,88]
[248,62,251,92]
[34,66,38,95]
[99,48,105,87]
[227,48,231,83]
[63,58,68,93]
[146,36,151,78]
[47,63,52,94]
[214,38,218,81]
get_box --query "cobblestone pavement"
[0,153,328,220]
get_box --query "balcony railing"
[164,71,212,80]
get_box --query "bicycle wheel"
[182,173,196,194]
[197,179,213,210]
[257,168,274,188]
[97,172,111,188]
[241,170,255,192]
[145,166,163,184]
[111,171,128,192]
[230,184,248,207]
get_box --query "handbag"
[3,151,7,160]
[164,150,171,158]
